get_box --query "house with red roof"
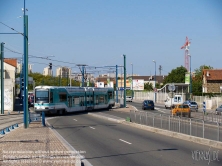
[202,69,222,93]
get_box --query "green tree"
[144,82,154,91]
[163,66,187,85]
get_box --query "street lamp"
[188,54,192,95]
[153,60,156,103]
[131,63,133,99]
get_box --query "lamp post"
[123,54,126,108]
[131,63,133,99]
[188,54,192,95]
[153,60,156,103]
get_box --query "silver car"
[215,105,222,115]
[189,101,198,112]
[183,101,198,112]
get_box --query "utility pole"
[67,71,69,86]
[82,66,84,87]
[159,65,162,76]
[116,65,118,103]
[123,54,126,107]
[23,0,29,128]
[1,43,4,114]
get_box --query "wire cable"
[0,22,24,36]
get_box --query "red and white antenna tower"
[181,36,191,71]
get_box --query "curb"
[122,121,222,150]
[45,120,93,166]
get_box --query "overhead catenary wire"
[4,44,123,75]
[0,21,24,36]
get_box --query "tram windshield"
[35,89,49,103]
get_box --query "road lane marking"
[158,110,166,113]
[89,126,95,129]
[119,139,132,144]
[73,119,77,121]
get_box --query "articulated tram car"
[34,86,115,114]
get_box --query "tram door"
[87,88,94,109]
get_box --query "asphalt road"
[48,113,222,166]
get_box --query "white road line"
[158,110,166,113]
[119,139,132,144]
[73,119,77,121]
[89,126,95,129]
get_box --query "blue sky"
[1,0,222,76]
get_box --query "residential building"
[16,60,32,74]
[127,75,167,87]
[71,73,95,84]
[56,67,72,78]
[43,67,53,76]
[202,69,222,93]
[3,58,17,111]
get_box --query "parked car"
[28,95,34,107]
[215,105,222,115]
[183,100,198,112]
[142,100,154,110]
[171,104,191,117]
[126,96,133,102]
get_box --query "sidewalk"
[0,122,79,166]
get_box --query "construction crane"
[181,36,191,71]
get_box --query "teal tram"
[34,86,115,114]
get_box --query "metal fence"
[130,110,222,142]
[131,91,222,110]
[202,111,222,123]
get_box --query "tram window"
[80,96,84,106]
[87,96,89,104]
[104,96,108,104]
[50,92,53,103]
[59,93,67,102]
[99,96,104,104]
[73,97,75,105]
[74,97,79,105]
[96,96,98,105]
[108,92,113,99]
[68,96,72,107]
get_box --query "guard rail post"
[169,116,171,131]
[202,120,205,138]
[190,118,192,136]
[217,122,220,141]
[42,111,46,127]
[160,114,162,129]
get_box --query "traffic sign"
[168,92,175,98]
[203,101,206,113]
[119,87,124,91]
[168,84,175,92]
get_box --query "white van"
[164,95,183,109]
[126,96,133,102]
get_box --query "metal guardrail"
[130,110,222,142]
[202,111,222,123]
